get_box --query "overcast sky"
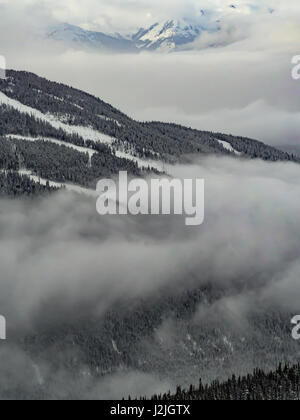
[1,0,300,32]
[0,0,300,146]
[1,1,300,397]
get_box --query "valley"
[0,69,299,400]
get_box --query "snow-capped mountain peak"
[133,19,212,52]
[46,4,276,53]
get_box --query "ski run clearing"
[1,168,97,197]
[0,91,114,145]
[0,91,164,172]
[18,170,98,197]
[6,134,97,162]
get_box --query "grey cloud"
[0,155,300,395]
[1,156,300,326]
[1,0,300,397]
[1,2,300,146]
[5,42,300,147]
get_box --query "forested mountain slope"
[148,363,300,401]
[2,276,299,400]
[0,70,299,400]
[0,70,297,196]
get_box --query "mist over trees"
[0,70,299,400]
[0,172,58,196]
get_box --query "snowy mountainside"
[0,69,299,400]
[47,22,137,53]
[133,4,275,52]
[133,19,210,52]
[0,70,297,196]
[47,4,276,53]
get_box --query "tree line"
[146,363,300,401]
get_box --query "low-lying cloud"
[0,0,300,398]
[0,156,300,395]
[1,156,300,325]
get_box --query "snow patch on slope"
[114,149,164,172]
[7,135,97,159]
[112,340,122,355]
[223,336,234,353]
[0,92,164,171]
[18,169,98,197]
[0,91,114,145]
[217,140,242,156]
[97,114,122,127]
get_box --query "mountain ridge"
[47,22,138,53]
[46,4,276,53]
[0,70,299,400]
[0,69,298,197]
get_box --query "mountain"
[0,70,299,400]
[46,20,213,53]
[132,19,216,52]
[0,69,297,197]
[132,3,276,52]
[46,5,276,53]
[47,23,137,53]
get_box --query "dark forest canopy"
[0,70,298,163]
